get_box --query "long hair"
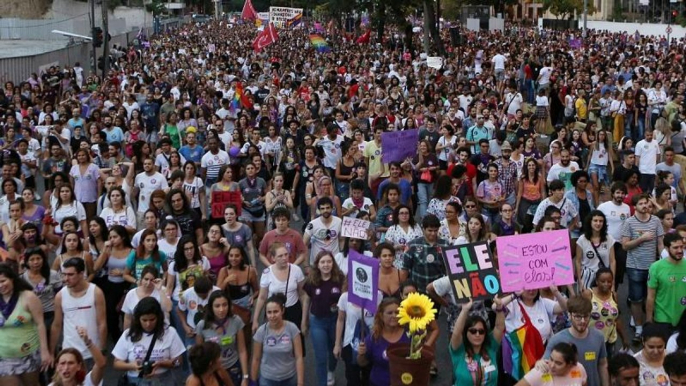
[188,341,221,378]
[204,290,234,326]
[136,229,163,264]
[392,204,416,227]
[128,297,165,342]
[372,297,401,341]
[165,188,191,215]
[174,234,202,273]
[582,210,609,243]
[307,250,346,289]
[51,348,86,386]
[20,222,45,248]
[522,157,540,184]
[56,184,77,209]
[463,315,492,360]
[60,231,84,255]
[465,214,488,243]
[0,263,33,293]
[87,217,108,256]
[23,247,51,285]
[433,175,453,200]
[227,245,248,270]
[109,225,133,249]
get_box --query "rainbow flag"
[231,82,243,111]
[501,325,545,380]
[309,34,331,53]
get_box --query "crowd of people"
[1,14,686,386]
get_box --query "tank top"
[0,291,39,358]
[205,250,228,280]
[590,291,619,344]
[339,159,354,178]
[590,143,609,166]
[226,268,252,306]
[61,283,100,359]
[106,254,129,283]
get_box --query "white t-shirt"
[178,286,220,329]
[635,139,660,174]
[121,288,169,326]
[201,150,230,183]
[155,152,187,177]
[597,201,631,243]
[182,177,204,209]
[667,332,681,354]
[304,216,343,265]
[337,292,377,348]
[134,172,169,213]
[538,66,553,85]
[100,206,137,229]
[341,197,374,218]
[317,135,345,169]
[505,298,557,342]
[492,53,507,70]
[52,201,87,233]
[112,326,186,378]
[259,264,305,308]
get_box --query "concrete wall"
[577,20,686,37]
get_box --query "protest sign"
[427,56,443,69]
[35,126,51,137]
[341,217,371,240]
[348,250,380,314]
[441,242,501,303]
[381,129,419,163]
[269,7,303,28]
[496,229,574,292]
[211,191,242,218]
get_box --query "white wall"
[577,20,686,37]
[49,0,153,32]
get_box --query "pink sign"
[496,229,574,292]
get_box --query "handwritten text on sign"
[211,191,242,218]
[341,217,371,240]
[495,229,574,292]
[441,242,501,303]
[381,129,419,163]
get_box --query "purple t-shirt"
[70,164,101,203]
[364,332,411,386]
[303,278,344,318]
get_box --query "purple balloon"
[229,147,240,157]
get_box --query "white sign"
[35,125,52,137]
[257,12,270,20]
[427,56,443,69]
[351,260,374,300]
[269,6,303,29]
[341,217,371,240]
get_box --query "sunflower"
[397,292,437,333]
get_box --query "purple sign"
[381,129,419,163]
[569,39,581,49]
[348,250,379,314]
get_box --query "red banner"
[211,191,242,218]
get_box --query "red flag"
[241,0,257,21]
[253,23,278,52]
[356,30,371,44]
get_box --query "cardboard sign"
[496,229,574,292]
[441,242,502,304]
[427,56,444,69]
[348,250,379,314]
[269,6,303,29]
[341,217,371,240]
[381,129,419,163]
[211,191,242,218]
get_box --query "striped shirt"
[621,215,663,270]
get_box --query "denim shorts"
[626,267,649,302]
[588,163,609,185]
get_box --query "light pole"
[582,0,588,38]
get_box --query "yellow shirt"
[363,140,389,178]
[575,98,588,120]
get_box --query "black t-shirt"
[172,210,201,235]
[419,129,441,150]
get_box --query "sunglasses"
[468,328,486,335]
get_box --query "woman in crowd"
[427,175,460,221]
[112,297,186,385]
[157,218,180,257]
[21,247,61,338]
[565,170,595,239]
[20,188,45,233]
[123,228,167,286]
[334,236,371,277]
[439,201,464,244]
[587,130,614,205]
[634,323,670,386]
[515,342,587,386]
[455,214,496,245]
[303,250,346,386]
[516,157,545,232]
[217,246,258,335]
[335,141,357,202]
[576,210,616,291]
[52,230,91,275]
[186,341,232,386]
[357,297,409,386]
[252,243,307,350]
[384,204,423,268]
[109,162,135,208]
[0,263,52,385]
[87,217,108,285]
[69,148,101,220]
[375,242,402,299]
[3,199,27,257]
[582,268,628,356]
[208,165,240,223]
[413,139,439,219]
[491,203,520,237]
[251,293,305,386]
[50,184,88,238]
[265,172,294,230]
[239,163,268,252]
[50,327,106,386]
[195,291,249,386]
[98,225,134,342]
[450,296,505,386]
[200,223,231,283]
[221,205,256,266]
[182,161,206,220]
[623,170,642,214]
[99,187,137,234]
[131,210,159,249]
[121,265,170,330]
[500,285,569,345]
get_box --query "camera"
[140,361,155,376]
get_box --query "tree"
[540,0,596,20]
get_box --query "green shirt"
[648,258,686,326]
[450,332,500,386]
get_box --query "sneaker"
[327,371,335,386]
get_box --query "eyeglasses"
[465,205,476,208]
[468,328,486,335]
[571,314,590,321]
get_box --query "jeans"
[639,173,656,194]
[259,375,297,386]
[416,182,433,220]
[310,314,338,386]
[624,117,633,139]
[170,298,190,373]
[635,118,645,143]
[626,267,649,303]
